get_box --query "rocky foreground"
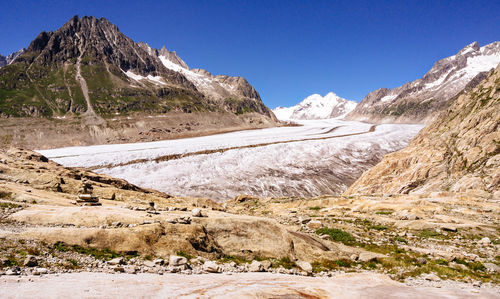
[0,148,499,298]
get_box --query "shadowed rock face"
[345,64,500,196]
[0,15,275,120]
[345,41,500,124]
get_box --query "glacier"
[38,120,424,201]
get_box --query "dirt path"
[75,34,104,125]
[90,125,377,170]
[1,272,496,298]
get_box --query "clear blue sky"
[0,0,498,108]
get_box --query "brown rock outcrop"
[345,64,500,196]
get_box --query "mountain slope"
[0,16,277,148]
[345,64,500,197]
[0,16,275,119]
[345,41,500,124]
[272,92,357,120]
[138,43,273,117]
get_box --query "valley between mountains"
[1,15,499,298]
[38,120,423,200]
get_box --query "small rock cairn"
[76,179,101,206]
[147,201,159,215]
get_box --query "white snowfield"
[38,120,424,201]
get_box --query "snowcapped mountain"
[346,41,500,123]
[272,92,357,120]
[0,16,274,119]
[136,42,265,104]
[6,48,25,64]
[0,49,25,68]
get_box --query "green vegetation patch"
[0,202,21,209]
[355,218,389,231]
[0,190,12,199]
[316,227,355,245]
[176,251,194,260]
[53,242,137,261]
[272,257,296,269]
[308,206,323,211]
[417,230,445,239]
[375,210,393,215]
[312,259,353,273]
[219,255,250,265]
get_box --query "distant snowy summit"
[345,41,500,124]
[0,48,25,68]
[272,92,357,120]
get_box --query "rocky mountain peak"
[27,31,52,53]
[136,42,157,56]
[346,41,500,124]
[0,55,6,67]
[457,41,480,56]
[215,75,261,99]
[0,15,276,120]
[191,68,214,77]
[20,15,193,88]
[157,46,189,69]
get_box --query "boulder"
[153,259,165,265]
[169,255,188,266]
[424,273,441,281]
[33,267,48,275]
[191,208,203,217]
[358,252,385,262]
[296,260,313,273]
[406,214,419,221]
[202,261,220,273]
[5,269,19,275]
[299,216,311,224]
[234,195,259,202]
[260,260,272,270]
[23,255,38,267]
[248,260,263,272]
[190,256,208,265]
[143,260,156,268]
[441,225,457,232]
[478,237,491,245]
[107,257,126,265]
[484,263,500,273]
[306,220,323,230]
